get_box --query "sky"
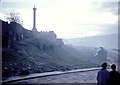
[0,0,119,39]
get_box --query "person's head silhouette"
[111,64,116,71]
[101,62,107,69]
[100,47,103,50]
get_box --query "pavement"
[2,67,101,84]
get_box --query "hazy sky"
[0,0,119,39]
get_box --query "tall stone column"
[32,5,37,31]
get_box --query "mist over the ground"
[63,34,119,69]
[63,34,118,49]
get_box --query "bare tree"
[5,9,22,25]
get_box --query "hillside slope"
[64,34,118,49]
[2,20,98,79]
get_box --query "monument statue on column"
[32,5,37,31]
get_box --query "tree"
[5,9,22,25]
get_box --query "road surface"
[11,70,99,84]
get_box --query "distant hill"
[1,20,98,79]
[64,34,119,49]
[63,34,119,69]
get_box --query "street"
[11,70,99,84]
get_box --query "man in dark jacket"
[109,64,120,85]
